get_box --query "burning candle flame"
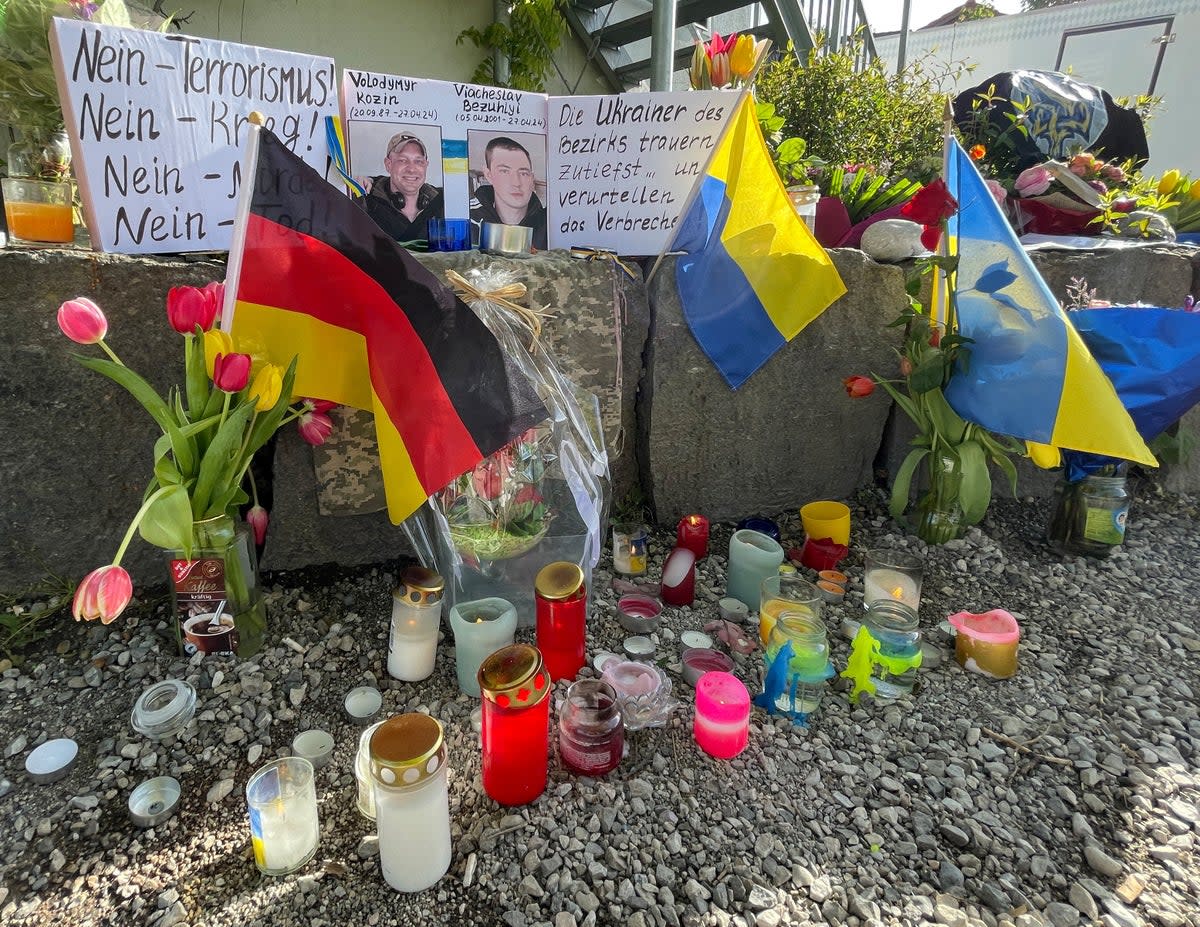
[890,586,904,599]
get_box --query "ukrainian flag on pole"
[942,138,1155,466]
[670,97,846,389]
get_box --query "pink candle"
[676,515,709,560]
[660,547,696,607]
[693,671,749,759]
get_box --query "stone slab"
[641,249,906,526]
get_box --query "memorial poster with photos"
[49,18,338,253]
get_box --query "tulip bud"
[246,505,269,545]
[213,352,252,392]
[842,375,875,398]
[72,565,133,624]
[166,285,218,335]
[298,408,334,446]
[248,363,283,411]
[57,297,108,345]
[710,51,731,88]
[1157,169,1181,196]
[899,357,913,377]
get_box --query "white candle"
[388,599,441,682]
[256,798,320,872]
[863,568,921,611]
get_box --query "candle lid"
[478,643,550,708]
[394,566,444,606]
[535,562,585,601]
[369,713,446,789]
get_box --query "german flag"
[225,128,547,524]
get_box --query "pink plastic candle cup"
[660,547,696,607]
[676,515,709,560]
[693,671,750,759]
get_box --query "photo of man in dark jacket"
[361,132,444,243]
[469,135,547,249]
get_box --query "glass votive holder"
[246,757,320,875]
[863,549,923,613]
[611,523,649,576]
[450,597,518,697]
[427,217,471,252]
[760,612,834,723]
[558,679,624,776]
[759,573,822,646]
[2,177,74,244]
[726,530,784,610]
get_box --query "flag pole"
[934,95,956,335]
[220,113,264,333]
[645,40,773,288]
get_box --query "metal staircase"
[565,0,877,91]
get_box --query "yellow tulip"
[1157,169,1181,195]
[1025,441,1061,470]
[1190,179,1200,200]
[248,363,283,412]
[203,329,234,379]
[730,34,756,79]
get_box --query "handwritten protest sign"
[547,89,734,254]
[342,71,546,245]
[50,18,337,253]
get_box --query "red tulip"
[72,565,133,624]
[298,408,333,445]
[901,179,958,226]
[305,398,337,414]
[843,375,875,398]
[246,505,269,545]
[57,297,108,344]
[899,357,913,376]
[213,352,251,392]
[471,457,506,500]
[920,225,941,251]
[929,327,943,348]
[166,285,219,334]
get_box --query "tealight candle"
[863,550,923,612]
[616,594,663,634]
[693,672,750,759]
[344,686,383,724]
[817,580,845,603]
[681,648,734,687]
[450,597,518,697]
[292,729,335,770]
[718,597,750,624]
[679,630,713,652]
[660,547,696,607]
[622,635,656,660]
[676,515,709,560]
[727,530,784,610]
[25,738,78,784]
[818,570,847,590]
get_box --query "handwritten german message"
[50,18,337,253]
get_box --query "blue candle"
[736,517,781,542]
[450,598,518,697]
[726,530,785,610]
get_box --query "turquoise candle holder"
[726,529,785,610]
[450,597,518,697]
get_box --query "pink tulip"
[1068,153,1095,177]
[166,285,219,335]
[72,565,133,624]
[57,297,108,344]
[710,51,731,88]
[298,408,334,445]
[246,505,269,545]
[212,352,252,392]
[1014,165,1053,198]
[985,178,1008,205]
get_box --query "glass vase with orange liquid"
[2,178,74,244]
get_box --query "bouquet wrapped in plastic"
[404,267,610,624]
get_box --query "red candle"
[660,547,696,607]
[478,644,551,806]
[676,514,709,560]
[535,562,587,682]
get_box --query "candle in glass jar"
[611,523,649,576]
[660,547,696,606]
[726,530,785,610]
[478,644,551,806]
[450,598,517,697]
[535,562,587,681]
[676,515,709,560]
[863,569,920,611]
[246,758,320,875]
[693,672,750,759]
[388,566,444,682]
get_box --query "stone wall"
[2,243,1197,590]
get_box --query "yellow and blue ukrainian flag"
[942,138,1156,467]
[670,97,846,389]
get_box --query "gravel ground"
[1,486,1199,927]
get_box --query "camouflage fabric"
[310,250,650,515]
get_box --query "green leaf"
[138,484,195,555]
[992,448,1019,498]
[154,452,182,486]
[191,401,255,518]
[958,441,992,525]
[875,377,928,432]
[890,447,930,519]
[908,356,945,394]
[776,137,807,162]
[923,389,968,445]
[73,354,197,475]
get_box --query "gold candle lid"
[535,562,584,601]
[478,644,550,709]
[394,565,444,606]
[369,713,446,788]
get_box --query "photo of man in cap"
[360,131,444,243]
[469,134,547,249]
